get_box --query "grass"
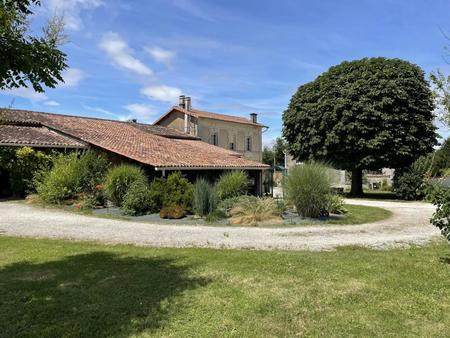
[1,236,450,337]
[327,204,393,225]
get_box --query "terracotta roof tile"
[0,125,87,148]
[0,109,269,169]
[131,122,200,140]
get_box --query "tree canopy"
[262,137,287,168]
[0,0,68,93]
[282,57,437,195]
[430,70,450,126]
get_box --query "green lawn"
[1,237,449,337]
[327,204,393,225]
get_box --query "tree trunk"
[350,168,364,196]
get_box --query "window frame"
[245,136,252,152]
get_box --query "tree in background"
[430,70,450,126]
[262,146,274,167]
[262,137,287,169]
[283,57,437,196]
[0,0,68,93]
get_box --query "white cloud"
[2,87,48,102]
[83,104,133,122]
[46,0,103,31]
[59,68,85,88]
[44,100,60,106]
[145,46,175,67]
[124,103,157,118]
[99,33,153,76]
[171,0,214,21]
[140,85,182,103]
[83,105,116,117]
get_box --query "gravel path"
[0,199,441,251]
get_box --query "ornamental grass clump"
[229,196,283,226]
[216,170,249,200]
[283,162,331,218]
[192,179,218,217]
[326,194,347,214]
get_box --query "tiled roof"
[131,122,199,140]
[0,125,87,148]
[0,109,269,169]
[154,106,268,128]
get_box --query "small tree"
[283,57,437,196]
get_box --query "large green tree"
[0,0,67,93]
[283,57,437,196]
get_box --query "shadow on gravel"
[0,252,210,337]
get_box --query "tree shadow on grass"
[0,251,210,337]
[345,192,398,200]
[439,256,450,264]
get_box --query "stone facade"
[155,107,265,162]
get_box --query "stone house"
[153,96,268,162]
[0,108,269,196]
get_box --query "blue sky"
[1,0,450,144]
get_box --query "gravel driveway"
[0,199,441,251]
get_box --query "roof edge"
[153,106,268,128]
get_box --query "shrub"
[76,150,109,196]
[192,179,218,217]
[217,196,247,217]
[104,164,147,206]
[160,204,186,219]
[0,146,52,196]
[35,150,109,205]
[148,177,166,210]
[36,153,81,204]
[162,172,193,210]
[216,170,248,200]
[380,179,391,192]
[432,137,450,176]
[122,181,158,216]
[394,155,432,200]
[326,194,347,214]
[441,168,450,177]
[205,209,227,223]
[229,196,283,226]
[283,162,331,218]
[428,186,450,241]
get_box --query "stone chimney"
[179,95,186,108]
[250,113,257,123]
[185,96,192,111]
